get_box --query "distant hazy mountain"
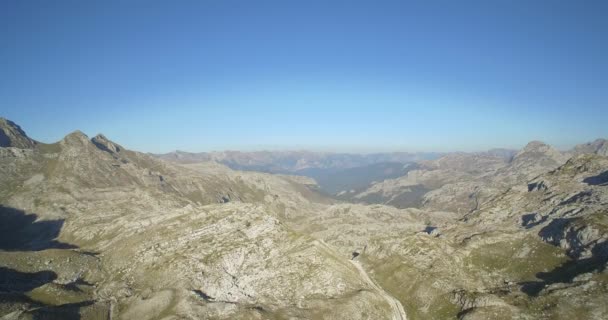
[571,138,608,156]
[155,150,442,198]
[322,140,606,211]
[155,150,442,173]
[154,143,606,210]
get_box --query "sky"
[1,0,607,153]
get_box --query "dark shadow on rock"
[63,277,94,292]
[521,213,547,229]
[424,226,437,234]
[522,218,608,296]
[520,247,607,297]
[520,213,535,226]
[538,218,572,245]
[30,300,95,320]
[75,250,100,257]
[193,289,215,301]
[0,268,97,319]
[557,190,593,206]
[528,181,548,192]
[0,292,38,317]
[0,207,97,318]
[0,266,57,293]
[0,206,77,251]
[0,267,58,317]
[583,171,608,186]
[91,139,120,155]
[248,305,266,313]
[0,297,95,320]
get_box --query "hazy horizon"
[2,1,607,153]
[3,116,602,155]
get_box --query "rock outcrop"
[0,118,37,149]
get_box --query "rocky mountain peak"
[0,117,37,148]
[520,140,551,153]
[573,138,608,156]
[60,130,91,147]
[91,133,122,154]
[513,140,565,162]
[494,140,570,182]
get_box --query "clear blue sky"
[1,0,607,153]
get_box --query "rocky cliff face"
[0,118,37,149]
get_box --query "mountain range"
[155,150,442,174]
[1,117,607,319]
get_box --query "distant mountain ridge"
[571,138,608,156]
[154,150,443,173]
[351,139,606,210]
[153,139,607,209]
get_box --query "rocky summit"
[1,117,607,319]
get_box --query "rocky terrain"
[155,150,442,202]
[1,117,607,319]
[348,141,602,212]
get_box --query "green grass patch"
[466,236,568,282]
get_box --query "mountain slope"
[350,141,571,212]
[1,118,607,320]
[0,118,37,149]
[0,121,398,319]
